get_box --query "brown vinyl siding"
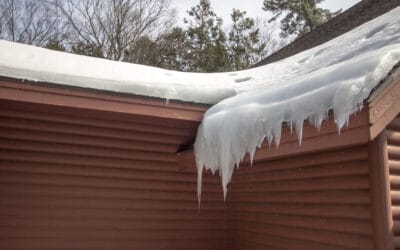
[2,74,400,249]
[228,145,374,249]
[0,102,230,250]
[388,115,400,249]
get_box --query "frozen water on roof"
[0,7,400,202]
[194,6,400,201]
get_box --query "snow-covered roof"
[1,7,400,201]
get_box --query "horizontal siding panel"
[388,130,400,145]
[0,183,223,201]
[389,145,400,160]
[232,175,369,192]
[232,190,370,204]
[0,166,220,187]
[234,240,277,250]
[0,239,228,250]
[233,160,369,183]
[0,218,229,231]
[229,145,373,249]
[0,117,188,145]
[390,160,400,175]
[235,231,368,250]
[0,194,226,211]
[241,146,368,174]
[236,221,373,249]
[0,139,177,162]
[392,191,400,206]
[0,150,182,171]
[0,108,195,137]
[230,203,372,219]
[0,206,225,221]
[232,212,372,235]
[0,128,178,153]
[393,206,400,220]
[0,229,229,241]
[391,175,400,189]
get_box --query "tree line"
[0,0,339,72]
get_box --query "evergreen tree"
[262,0,341,38]
[71,42,104,58]
[185,0,230,72]
[45,38,66,52]
[126,36,159,66]
[157,27,192,71]
[228,9,266,70]
[127,28,191,71]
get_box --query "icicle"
[249,147,256,166]
[197,164,203,209]
[272,125,282,148]
[311,112,326,131]
[289,120,293,134]
[266,131,273,147]
[223,185,228,200]
[335,113,350,136]
[222,165,229,201]
[295,120,304,145]
[257,135,266,148]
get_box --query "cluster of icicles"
[194,107,357,204]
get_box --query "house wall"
[387,115,400,249]
[2,80,398,250]
[227,145,375,249]
[0,100,230,250]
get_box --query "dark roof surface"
[254,0,400,67]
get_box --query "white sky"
[171,0,362,27]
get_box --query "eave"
[0,78,208,126]
[179,68,400,169]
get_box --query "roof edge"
[0,78,208,124]
[368,66,400,139]
[178,109,370,169]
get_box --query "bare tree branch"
[54,0,174,60]
[0,0,60,46]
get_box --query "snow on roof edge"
[366,61,400,104]
[0,40,238,105]
[194,6,400,202]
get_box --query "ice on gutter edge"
[194,7,400,204]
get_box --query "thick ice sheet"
[194,7,400,201]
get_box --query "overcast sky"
[171,0,361,26]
